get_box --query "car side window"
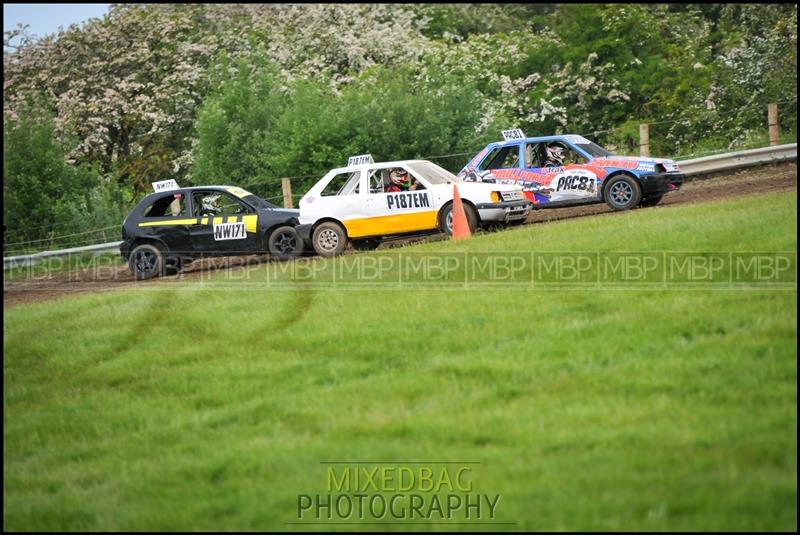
[143,193,187,217]
[372,167,426,193]
[193,191,252,217]
[561,144,588,166]
[547,142,588,166]
[479,145,520,171]
[321,171,361,196]
[524,143,542,168]
[367,169,389,193]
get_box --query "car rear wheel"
[129,243,166,280]
[603,175,642,211]
[312,221,348,257]
[268,226,303,260]
[438,202,478,236]
[640,192,664,207]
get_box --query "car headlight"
[490,191,501,203]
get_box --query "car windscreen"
[243,194,278,209]
[575,141,614,158]
[220,186,278,209]
[406,161,463,185]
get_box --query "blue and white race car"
[458,130,685,210]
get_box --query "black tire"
[164,256,184,276]
[437,202,478,236]
[312,221,348,257]
[603,174,642,211]
[129,243,166,280]
[483,222,505,232]
[640,193,664,207]
[268,225,303,260]
[351,238,381,251]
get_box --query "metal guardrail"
[3,143,797,271]
[678,143,796,176]
[4,241,123,270]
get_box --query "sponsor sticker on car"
[548,169,599,201]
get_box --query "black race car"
[120,185,302,280]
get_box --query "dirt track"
[4,162,796,308]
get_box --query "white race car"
[295,156,532,256]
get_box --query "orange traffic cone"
[452,184,471,240]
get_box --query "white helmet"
[202,194,221,215]
[546,145,565,166]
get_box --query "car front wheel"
[438,202,478,236]
[268,226,303,260]
[640,192,664,207]
[129,243,166,280]
[603,175,642,211]
[312,221,348,257]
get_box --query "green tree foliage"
[4,108,126,249]
[194,62,503,201]
[415,4,555,39]
[2,3,797,244]
[192,55,286,189]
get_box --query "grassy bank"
[4,192,797,530]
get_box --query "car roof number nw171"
[152,179,179,192]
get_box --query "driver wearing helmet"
[385,168,419,192]
[200,194,222,216]
[544,144,565,168]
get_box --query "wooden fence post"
[281,177,293,209]
[768,103,779,146]
[639,123,650,157]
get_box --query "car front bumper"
[475,200,532,222]
[639,172,684,196]
[119,239,134,259]
[296,223,313,243]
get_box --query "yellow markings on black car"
[242,214,257,233]
[227,186,254,199]
[138,218,199,227]
[139,214,258,235]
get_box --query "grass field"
[4,192,797,531]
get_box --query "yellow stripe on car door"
[344,211,437,238]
